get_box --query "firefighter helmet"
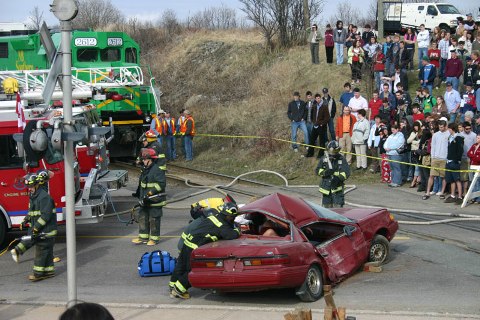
[36,170,51,184]
[327,140,341,154]
[145,130,157,139]
[219,202,239,216]
[24,173,39,187]
[140,148,158,159]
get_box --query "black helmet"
[219,202,239,216]
[24,173,39,187]
[327,140,341,154]
[36,170,50,184]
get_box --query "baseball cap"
[422,56,429,62]
[322,88,329,93]
[450,49,457,53]
[467,13,472,17]
[439,117,448,122]
[466,56,472,61]
[465,82,473,87]
[446,82,452,87]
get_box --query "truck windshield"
[436,5,460,14]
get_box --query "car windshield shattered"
[304,200,353,223]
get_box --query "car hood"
[239,193,318,226]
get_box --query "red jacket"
[324,30,334,47]
[467,143,480,165]
[369,98,383,119]
[445,57,464,78]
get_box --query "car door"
[426,5,439,30]
[315,223,367,282]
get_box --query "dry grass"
[150,30,403,185]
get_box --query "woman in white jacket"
[351,109,370,170]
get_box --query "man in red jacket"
[445,50,464,92]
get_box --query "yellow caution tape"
[195,133,480,173]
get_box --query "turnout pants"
[170,245,194,293]
[322,190,345,208]
[138,206,163,242]
[33,238,55,276]
[15,228,34,254]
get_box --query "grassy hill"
[150,29,428,185]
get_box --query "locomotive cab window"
[125,47,137,63]
[0,135,23,168]
[77,49,98,62]
[0,42,8,58]
[100,48,120,62]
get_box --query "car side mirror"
[344,225,355,237]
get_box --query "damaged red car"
[188,193,399,302]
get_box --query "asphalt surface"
[1,174,480,319]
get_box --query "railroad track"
[111,161,480,252]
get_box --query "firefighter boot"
[131,238,147,245]
[28,273,55,282]
[146,240,158,246]
[170,285,190,299]
[10,249,19,263]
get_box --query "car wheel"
[369,235,390,264]
[296,265,323,302]
[0,216,7,247]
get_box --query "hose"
[0,239,19,257]
[105,168,479,227]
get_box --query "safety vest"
[161,118,176,136]
[154,116,163,135]
[183,116,196,136]
[178,116,187,135]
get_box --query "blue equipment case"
[138,250,176,277]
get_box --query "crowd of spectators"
[294,18,480,204]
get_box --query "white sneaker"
[436,192,443,196]
[11,249,19,263]
[293,148,298,152]
[429,191,436,195]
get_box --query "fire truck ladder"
[0,66,145,102]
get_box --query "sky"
[1,0,478,27]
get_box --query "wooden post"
[284,308,312,320]
[324,306,333,320]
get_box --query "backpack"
[138,250,176,277]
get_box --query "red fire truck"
[0,97,128,245]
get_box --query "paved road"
[1,180,480,319]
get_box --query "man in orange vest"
[183,110,195,161]
[176,109,186,158]
[150,110,166,150]
[162,110,177,161]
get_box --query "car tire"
[296,265,323,302]
[0,216,7,247]
[369,234,390,264]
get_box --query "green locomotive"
[0,29,160,157]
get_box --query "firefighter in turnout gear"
[132,130,164,197]
[131,148,167,246]
[170,202,240,299]
[316,140,350,208]
[177,195,236,251]
[11,173,57,281]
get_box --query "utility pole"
[378,0,384,38]
[50,0,78,308]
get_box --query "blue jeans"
[291,120,309,149]
[165,136,176,160]
[184,136,193,161]
[306,122,313,139]
[389,154,403,185]
[417,47,428,66]
[323,118,335,141]
[374,71,384,92]
[335,43,344,65]
[439,58,447,81]
[421,83,433,95]
[476,88,480,112]
[433,176,442,193]
[448,113,457,124]
[446,77,459,91]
